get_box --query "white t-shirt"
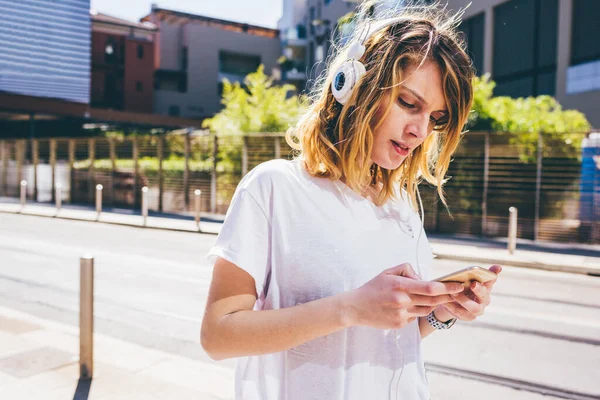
[207,159,435,400]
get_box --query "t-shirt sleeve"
[416,226,435,281]
[206,187,271,301]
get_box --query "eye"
[398,97,415,108]
[431,114,449,129]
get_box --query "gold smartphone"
[433,266,497,287]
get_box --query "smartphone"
[433,266,497,287]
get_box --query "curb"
[0,208,220,236]
[3,207,600,276]
[434,252,600,277]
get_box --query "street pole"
[79,255,94,379]
[95,184,103,220]
[195,189,202,232]
[508,207,518,254]
[19,180,27,212]
[56,183,62,214]
[142,186,148,227]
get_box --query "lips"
[391,140,410,156]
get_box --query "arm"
[418,306,455,338]
[200,257,352,361]
[201,259,463,361]
[419,265,503,338]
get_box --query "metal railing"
[0,130,595,243]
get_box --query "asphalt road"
[1,212,599,400]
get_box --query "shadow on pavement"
[429,234,600,258]
[73,378,92,400]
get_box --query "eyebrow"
[401,85,448,114]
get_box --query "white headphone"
[331,17,411,105]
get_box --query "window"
[178,75,187,93]
[219,51,261,76]
[297,24,307,39]
[105,38,117,64]
[571,0,600,65]
[168,105,180,117]
[308,41,315,71]
[181,47,188,71]
[137,44,144,59]
[136,81,143,92]
[155,70,187,93]
[458,13,484,75]
[492,0,558,97]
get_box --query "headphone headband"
[359,17,412,48]
[332,16,413,105]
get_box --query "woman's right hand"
[339,263,465,329]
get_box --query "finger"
[444,301,476,321]
[409,294,455,307]
[450,293,484,315]
[469,281,490,305]
[484,265,502,290]
[386,263,419,280]
[397,278,464,296]
[408,306,436,317]
[489,265,503,274]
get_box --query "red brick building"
[91,11,157,114]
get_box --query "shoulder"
[239,159,301,192]
[235,159,304,209]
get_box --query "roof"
[91,11,158,32]
[141,8,279,39]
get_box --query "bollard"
[194,189,202,231]
[19,180,27,210]
[95,184,103,220]
[142,186,148,227]
[55,183,62,212]
[80,255,94,379]
[508,207,518,254]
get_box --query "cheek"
[374,109,407,139]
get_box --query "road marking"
[488,306,600,328]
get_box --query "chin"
[373,158,405,170]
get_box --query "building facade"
[142,7,281,119]
[444,0,599,127]
[0,0,91,104]
[91,11,157,113]
[279,0,357,91]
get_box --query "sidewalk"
[429,235,600,276]
[0,197,222,235]
[0,306,233,400]
[2,198,600,276]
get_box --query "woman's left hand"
[442,265,502,321]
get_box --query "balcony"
[282,25,308,48]
[280,60,307,82]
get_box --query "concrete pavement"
[1,205,599,400]
[0,306,233,400]
[2,198,600,277]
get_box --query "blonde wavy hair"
[286,1,474,210]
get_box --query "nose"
[406,114,430,141]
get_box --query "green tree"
[202,64,306,135]
[469,74,591,162]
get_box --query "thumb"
[484,265,502,290]
[386,263,420,280]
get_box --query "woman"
[201,2,502,399]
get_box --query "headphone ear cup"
[331,60,366,105]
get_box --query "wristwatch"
[426,311,457,330]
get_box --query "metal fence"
[0,130,594,243]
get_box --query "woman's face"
[370,61,448,170]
